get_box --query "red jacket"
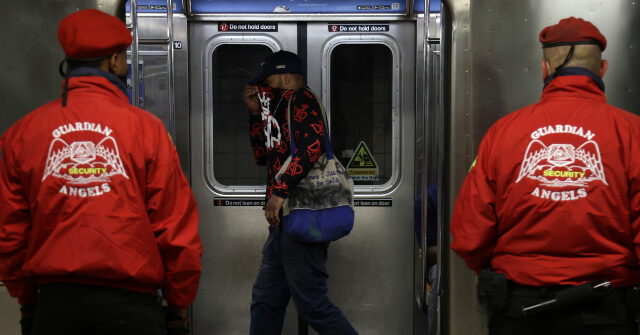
[451,74,640,287]
[0,75,202,309]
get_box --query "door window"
[329,44,394,186]
[210,44,272,187]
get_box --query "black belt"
[477,269,633,317]
[513,280,615,315]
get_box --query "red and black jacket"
[249,86,326,200]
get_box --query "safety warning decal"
[328,24,390,33]
[218,22,278,32]
[354,199,392,207]
[347,141,379,181]
[214,198,266,206]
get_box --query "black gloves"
[20,305,35,335]
[166,308,190,335]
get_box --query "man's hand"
[175,308,188,320]
[166,308,189,335]
[265,195,285,226]
[243,85,260,116]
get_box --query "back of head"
[539,17,607,75]
[543,44,602,74]
[57,9,132,106]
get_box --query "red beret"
[539,17,606,51]
[58,9,132,60]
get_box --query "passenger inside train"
[243,50,358,334]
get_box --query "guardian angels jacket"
[0,75,202,309]
[451,73,640,287]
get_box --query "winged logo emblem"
[516,140,607,187]
[42,136,129,184]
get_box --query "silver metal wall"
[307,21,417,335]
[125,13,191,177]
[0,1,125,136]
[445,1,640,334]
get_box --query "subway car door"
[189,4,416,335]
[305,21,417,334]
[188,16,300,335]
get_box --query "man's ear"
[108,53,118,73]
[108,52,126,74]
[600,59,608,78]
[541,59,550,83]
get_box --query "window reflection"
[211,44,271,186]
[330,44,393,185]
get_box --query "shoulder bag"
[275,88,355,243]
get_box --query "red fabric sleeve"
[450,128,499,273]
[145,126,202,310]
[272,89,326,198]
[0,132,38,306]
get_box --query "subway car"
[1,0,639,334]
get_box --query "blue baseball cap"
[248,50,304,84]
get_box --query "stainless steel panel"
[414,14,429,334]
[434,10,448,335]
[446,0,485,333]
[172,15,192,178]
[130,1,141,108]
[128,14,191,177]
[189,22,298,334]
[446,1,640,334]
[307,21,416,335]
[470,1,640,146]
[129,15,171,41]
[188,14,415,22]
[0,285,20,335]
[416,11,444,334]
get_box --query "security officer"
[0,9,202,335]
[451,17,640,334]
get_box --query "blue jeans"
[250,228,358,335]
